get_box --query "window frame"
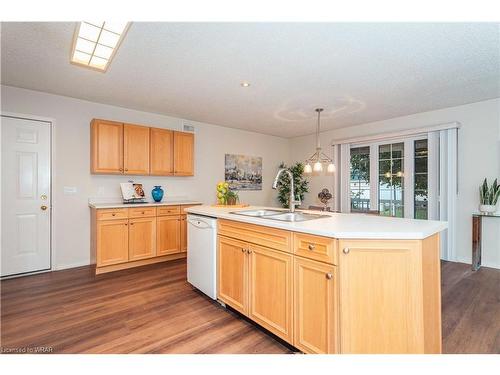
[348,134,430,219]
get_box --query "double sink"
[230,209,327,222]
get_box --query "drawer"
[96,208,129,220]
[218,219,291,253]
[157,205,181,216]
[293,232,337,265]
[128,207,156,218]
[180,204,200,214]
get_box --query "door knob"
[41,205,48,211]
[326,273,333,280]
[343,248,350,254]
[40,194,47,200]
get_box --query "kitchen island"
[185,205,447,354]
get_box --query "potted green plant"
[276,162,309,208]
[216,181,239,205]
[479,178,500,214]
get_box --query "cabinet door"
[180,215,187,253]
[338,239,423,354]
[218,236,248,315]
[294,257,338,354]
[248,244,293,342]
[123,124,150,175]
[150,128,174,175]
[97,219,129,266]
[156,216,180,256]
[173,131,194,176]
[91,119,123,174]
[129,217,156,261]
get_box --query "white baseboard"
[54,260,91,271]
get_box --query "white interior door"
[1,116,51,277]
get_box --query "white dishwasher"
[187,214,218,300]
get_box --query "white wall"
[1,85,290,270]
[290,99,500,268]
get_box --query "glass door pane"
[350,146,370,212]
[378,142,404,217]
[414,139,428,219]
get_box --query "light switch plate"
[63,186,77,195]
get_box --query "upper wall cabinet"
[91,119,124,174]
[123,124,150,175]
[173,131,194,176]
[150,128,174,175]
[91,119,194,176]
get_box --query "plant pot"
[151,186,164,202]
[226,196,238,205]
[479,204,497,214]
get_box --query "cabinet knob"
[343,247,350,254]
[124,223,128,226]
[125,168,128,172]
[112,213,116,216]
[326,273,333,280]
[119,168,123,172]
[241,248,246,253]
[247,249,252,254]
[130,222,134,225]
[308,243,315,251]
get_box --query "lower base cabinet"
[92,204,200,274]
[96,219,129,267]
[218,236,248,315]
[129,217,156,261]
[217,220,442,354]
[157,216,180,256]
[249,244,293,342]
[294,257,338,354]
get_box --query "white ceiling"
[1,22,499,138]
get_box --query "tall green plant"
[479,178,500,205]
[276,162,309,208]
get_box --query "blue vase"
[152,186,164,202]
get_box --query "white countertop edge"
[185,205,448,240]
[89,201,203,209]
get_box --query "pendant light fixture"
[304,108,335,175]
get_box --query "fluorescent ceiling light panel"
[70,21,130,72]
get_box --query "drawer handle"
[308,244,315,251]
[343,247,350,254]
[326,273,333,280]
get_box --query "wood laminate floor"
[1,259,499,354]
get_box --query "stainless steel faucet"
[272,168,301,213]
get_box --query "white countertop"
[89,200,202,209]
[185,205,448,240]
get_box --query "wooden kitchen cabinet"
[156,216,180,256]
[338,238,429,354]
[96,219,129,267]
[128,217,156,261]
[150,128,174,175]
[218,236,248,315]
[173,131,194,176]
[180,215,187,252]
[294,257,338,354]
[248,244,293,342]
[90,119,194,176]
[123,124,150,175]
[91,119,124,174]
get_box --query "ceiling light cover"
[70,21,130,72]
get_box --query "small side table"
[472,212,500,271]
